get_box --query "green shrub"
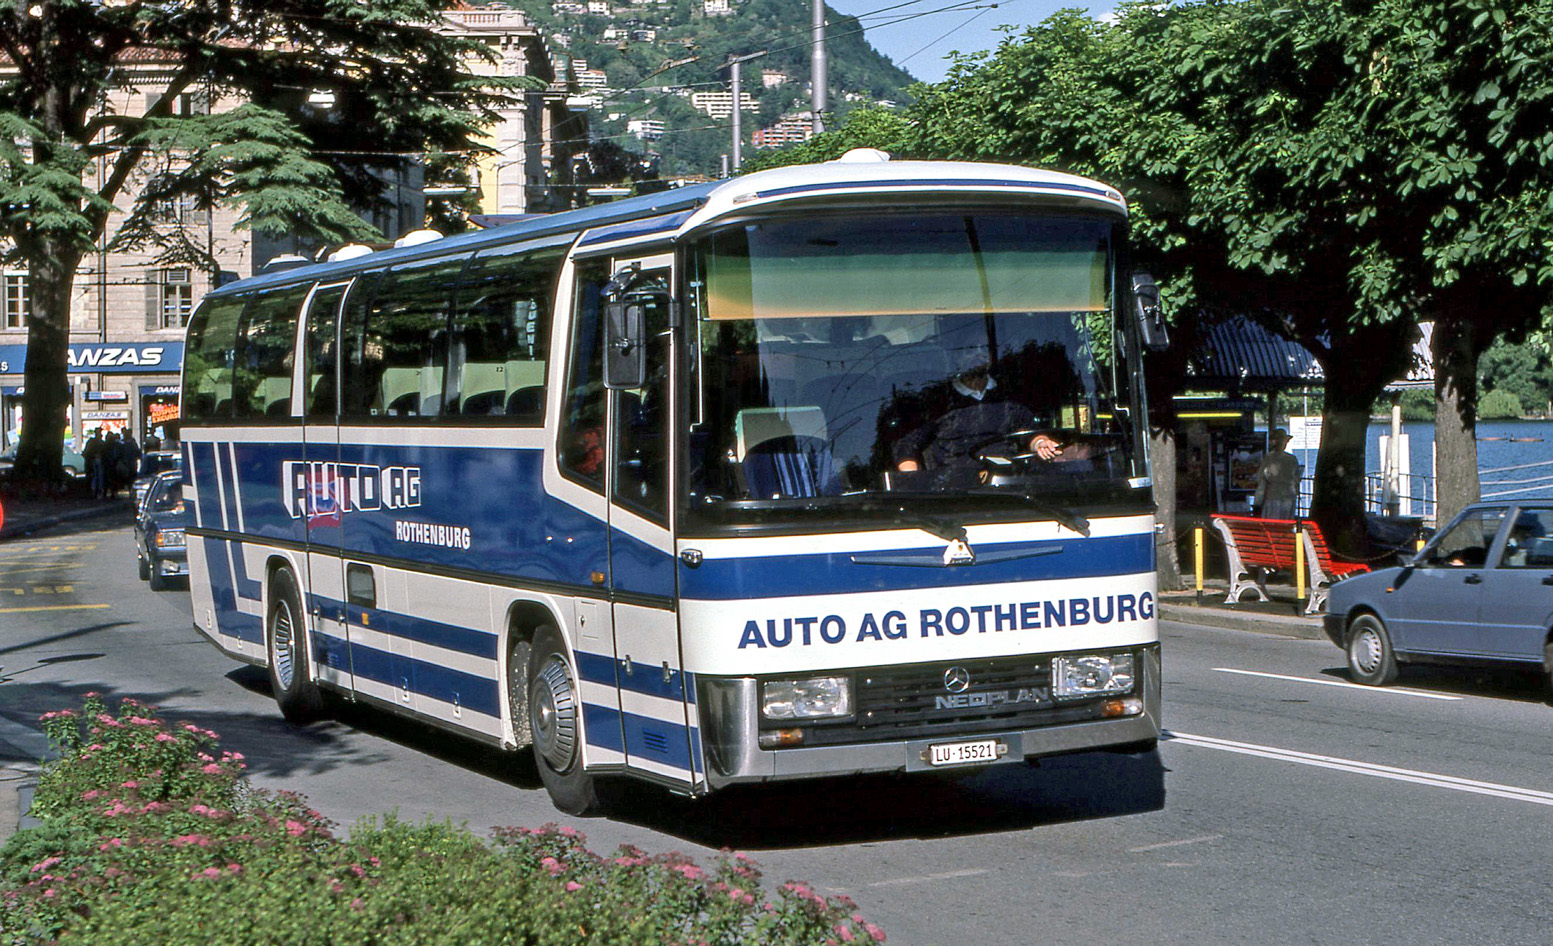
[1478,389,1526,419]
[1,698,886,946]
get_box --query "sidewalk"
[0,714,53,842]
[0,491,132,540]
[1159,577,1327,639]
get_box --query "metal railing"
[1360,458,1553,525]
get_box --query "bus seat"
[507,386,545,419]
[387,392,419,416]
[265,397,292,417]
[742,435,842,499]
[461,390,505,415]
[733,406,828,461]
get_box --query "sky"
[825,0,1102,84]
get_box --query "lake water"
[1287,418,1553,513]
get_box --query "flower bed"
[1,696,886,945]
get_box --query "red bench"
[1209,514,1370,615]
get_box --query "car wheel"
[266,568,326,723]
[1347,614,1399,686]
[148,556,165,591]
[1543,640,1553,702]
[137,553,149,582]
[527,625,602,816]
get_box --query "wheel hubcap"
[1353,628,1382,674]
[531,656,578,773]
[273,601,296,690]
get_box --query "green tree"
[1,0,530,488]
[1479,338,1553,417]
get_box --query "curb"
[1158,601,1325,640]
[0,716,52,843]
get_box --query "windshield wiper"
[1013,492,1091,537]
[842,498,968,543]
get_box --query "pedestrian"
[104,431,124,498]
[1254,429,1300,519]
[83,429,107,499]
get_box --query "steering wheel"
[971,429,1049,469]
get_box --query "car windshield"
[682,210,1144,529]
[149,478,183,513]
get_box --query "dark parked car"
[132,451,181,511]
[134,470,188,590]
[1326,502,1553,688]
[0,444,87,482]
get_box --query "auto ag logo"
[943,666,971,693]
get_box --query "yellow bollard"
[1194,525,1204,603]
[1293,521,1307,614]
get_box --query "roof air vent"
[833,148,892,163]
[261,254,310,273]
[327,243,375,263]
[393,228,444,248]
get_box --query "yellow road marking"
[0,603,111,614]
[0,564,86,574]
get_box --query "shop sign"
[82,410,131,421]
[0,341,185,375]
[86,391,130,402]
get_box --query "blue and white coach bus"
[181,152,1167,814]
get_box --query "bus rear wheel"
[266,568,326,724]
[527,625,602,816]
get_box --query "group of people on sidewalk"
[80,428,164,499]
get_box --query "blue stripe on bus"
[621,711,693,771]
[202,536,263,644]
[583,703,626,754]
[320,632,501,718]
[328,600,499,660]
[575,209,694,246]
[678,532,1154,600]
[577,651,694,703]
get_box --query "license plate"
[928,739,1001,767]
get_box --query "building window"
[158,269,193,329]
[3,273,28,330]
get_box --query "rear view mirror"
[603,301,646,389]
[1131,271,1169,351]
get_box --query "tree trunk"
[14,241,79,492]
[1432,309,1481,529]
[1151,425,1183,590]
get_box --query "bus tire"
[527,625,602,816]
[267,568,325,723]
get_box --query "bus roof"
[210,157,1126,299]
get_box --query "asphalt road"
[4,523,1553,945]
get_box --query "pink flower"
[171,834,211,848]
[673,863,704,881]
[98,838,124,851]
[87,744,105,752]
[201,763,223,775]
[121,780,139,789]
[565,881,584,892]
[329,879,344,893]
[30,858,61,873]
[540,856,565,876]
[350,898,364,911]
[222,751,245,762]
[96,714,122,727]
[81,790,101,801]
[557,825,579,837]
[285,820,308,837]
[201,867,222,879]
[836,925,856,943]
[865,923,886,942]
[155,732,177,742]
[129,716,157,726]
[41,888,56,899]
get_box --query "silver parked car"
[1325,502,1553,688]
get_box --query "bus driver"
[893,347,1071,484]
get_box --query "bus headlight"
[155,528,186,550]
[761,676,852,720]
[1052,652,1135,700]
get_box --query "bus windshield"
[684,210,1143,529]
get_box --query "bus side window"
[232,286,310,419]
[340,272,383,420]
[182,295,247,422]
[449,246,561,422]
[346,257,467,420]
[304,285,348,420]
[613,270,671,522]
[558,260,609,490]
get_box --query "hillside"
[499,0,916,177]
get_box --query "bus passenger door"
[299,281,353,691]
[604,258,693,784]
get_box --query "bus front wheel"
[266,568,326,723]
[527,625,602,816]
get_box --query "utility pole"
[725,50,766,171]
[811,0,827,133]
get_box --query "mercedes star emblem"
[943,666,971,693]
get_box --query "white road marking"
[1214,667,1462,701]
[1128,834,1221,853]
[1166,730,1553,807]
[868,868,990,887]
